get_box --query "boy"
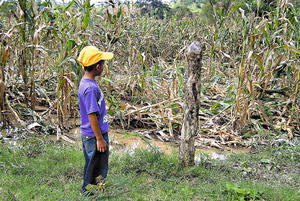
[77,46,113,196]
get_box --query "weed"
[223,183,264,201]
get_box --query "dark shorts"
[81,133,109,191]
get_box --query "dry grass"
[0,1,299,148]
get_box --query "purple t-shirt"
[78,78,108,136]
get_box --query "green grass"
[0,137,299,200]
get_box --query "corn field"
[0,0,299,148]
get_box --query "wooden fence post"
[179,41,203,167]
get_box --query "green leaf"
[218,7,223,20]
[82,0,90,30]
[254,84,262,89]
[257,0,261,11]
[283,45,300,54]
[211,102,221,114]
[107,9,113,24]
[117,7,122,19]
[67,39,75,54]
[52,30,61,42]
[57,78,65,91]
[63,0,75,12]
[255,54,264,76]
[261,158,270,164]
[35,86,47,99]
[58,56,75,67]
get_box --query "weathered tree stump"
[0,65,5,126]
[179,41,203,167]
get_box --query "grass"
[0,136,299,201]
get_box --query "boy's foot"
[97,182,107,191]
[80,189,94,197]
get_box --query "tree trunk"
[179,41,203,167]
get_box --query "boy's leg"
[92,133,109,184]
[81,135,97,193]
[81,134,109,192]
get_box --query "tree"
[241,0,277,16]
[199,0,232,23]
[199,0,278,23]
[136,0,171,19]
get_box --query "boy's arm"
[88,113,107,152]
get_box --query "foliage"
[0,0,17,17]
[114,148,184,179]
[223,183,264,200]
[197,0,232,23]
[170,0,201,15]
[199,0,279,23]
[170,5,194,19]
[241,0,278,16]
[136,0,171,19]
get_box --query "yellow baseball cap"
[77,46,113,67]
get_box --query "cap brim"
[101,52,114,60]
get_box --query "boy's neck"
[83,72,96,80]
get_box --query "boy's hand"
[88,113,108,152]
[97,139,107,152]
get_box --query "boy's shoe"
[97,182,107,192]
[80,188,94,197]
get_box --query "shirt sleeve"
[84,87,99,114]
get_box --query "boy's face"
[95,61,105,76]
